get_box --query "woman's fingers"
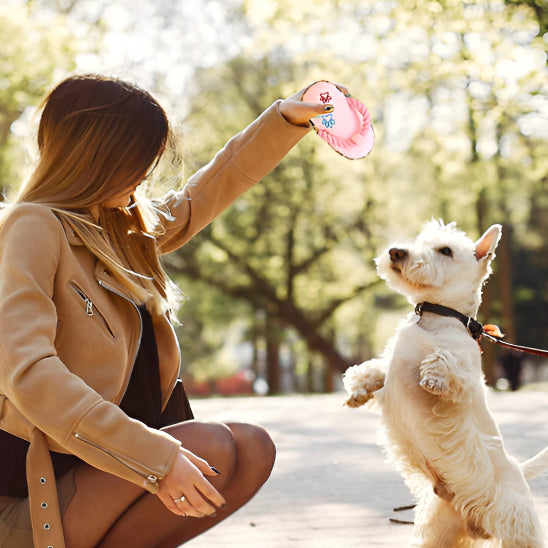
[157,448,226,517]
[176,481,225,517]
[333,81,351,96]
[160,483,220,518]
[180,447,221,478]
[171,491,211,518]
[281,100,334,126]
[279,81,352,126]
[160,491,186,516]
[193,472,227,509]
[279,86,327,126]
[168,482,225,518]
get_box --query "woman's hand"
[157,447,226,518]
[279,82,351,126]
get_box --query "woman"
[0,74,333,547]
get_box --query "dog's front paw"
[419,375,448,395]
[342,362,385,408]
[344,391,374,408]
[419,351,451,395]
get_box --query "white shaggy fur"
[343,220,547,547]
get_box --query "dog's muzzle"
[389,248,408,264]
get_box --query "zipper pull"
[85,299,94,316]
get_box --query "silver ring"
[173,495,186,503]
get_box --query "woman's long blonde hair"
[13,74,180,315]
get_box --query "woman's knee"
[164,420,233,448]
[163,421,276,486]
[228,423,276,483]
[163,421,237,480]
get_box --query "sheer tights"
[61,421,276,548]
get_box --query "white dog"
[343,220,548,547]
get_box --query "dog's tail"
[522,446,548,480]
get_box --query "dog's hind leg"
[412,492,472,548]
[480,487,544,548]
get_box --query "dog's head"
[375,220,502,314]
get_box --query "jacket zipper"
[100,278,178,411]
[97,279,142,402]
[69,283,116,338]
[72,281,156,485]
[73,432,159,486]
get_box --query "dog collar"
[416,302,548,358]
[415,302,484,340]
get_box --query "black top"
[0,306,165,497]
[118,306,164,430]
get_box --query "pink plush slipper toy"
[302,81,374,160]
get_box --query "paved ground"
[184,389,548,547]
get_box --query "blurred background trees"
[0,2,79,196]
[2,0,547,393]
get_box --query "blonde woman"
[0,74,333,547]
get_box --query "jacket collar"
[57,214,85,246]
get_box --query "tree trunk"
[265,313,281,394]
[306,357,312,392]
[275,301,353,374]
[324,361,335,392]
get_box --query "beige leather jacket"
[0,101,310,546]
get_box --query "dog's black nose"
[389,248,408,262]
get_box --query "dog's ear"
[474,224,502,261]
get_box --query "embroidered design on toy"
[321,113,335,128]
[319,91,332,103]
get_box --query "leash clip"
[466,317,484,340]
[481,332,499,343]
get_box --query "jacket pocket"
[69,282,116,339]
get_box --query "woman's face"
[101,182,140,209]
[88,179,142,219]
[102,158,158,210]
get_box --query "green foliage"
[173,55,384,377]
[0,3,79,195]
[2,0,547,387]
[170,0,548,384]
[171,274,250,382]
[505,0,548,39]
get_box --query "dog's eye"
[438,247,453,257]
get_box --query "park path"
[184,390,548,547]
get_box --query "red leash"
[481,328,548,358]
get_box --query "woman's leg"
[62,421,235,547]
[153,422,276,548]
[61,421,275,548]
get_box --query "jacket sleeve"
[155,100,310,254]
[0,205,180,493]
